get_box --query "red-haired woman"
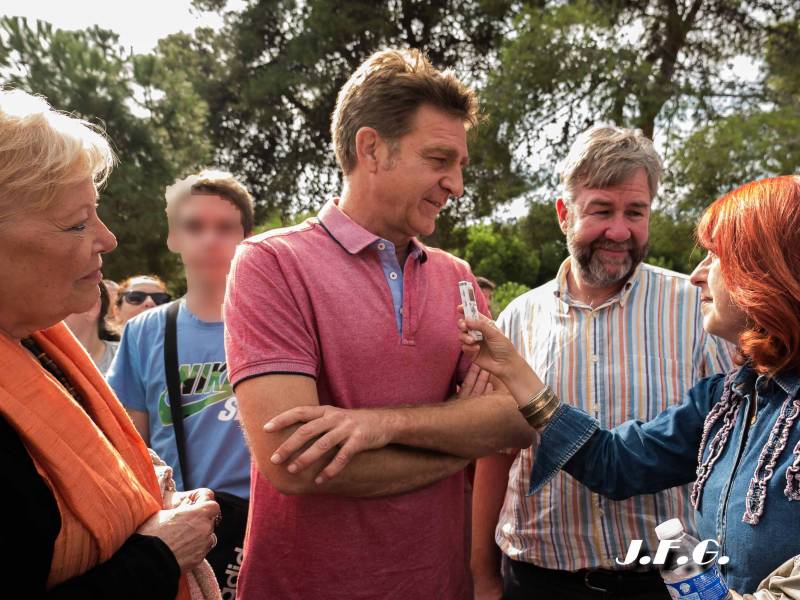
[459,176,800,596]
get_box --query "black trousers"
[502,557,671,600]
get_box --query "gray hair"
[558,124,662,202]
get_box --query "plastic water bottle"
[655,518,732,600]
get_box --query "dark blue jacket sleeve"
[528,374,726,500]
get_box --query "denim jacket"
[529,365,800,593]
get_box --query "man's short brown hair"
[331,48,480,175]
[165,169,255,236]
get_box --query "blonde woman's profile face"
[0,177,117,338]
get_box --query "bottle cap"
[655,518,684,541]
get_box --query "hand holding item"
[456,306,521,383]
[457,306,560,430]
[137,498,221,572]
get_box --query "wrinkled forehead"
[570,168,653,208]
[564,162,656,201]
[406,105,470,162]
[40,178,98,219]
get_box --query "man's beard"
[566,221,648,288]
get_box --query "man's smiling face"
[559,167,652,287]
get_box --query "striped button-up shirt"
[495,259,733,570]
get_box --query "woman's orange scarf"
[0,322,189,599]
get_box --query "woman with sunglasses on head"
[115,275,172,327]
[459,176,800,597]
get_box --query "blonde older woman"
[0,89,220,599]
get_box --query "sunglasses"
[121,291,172,306]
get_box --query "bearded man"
[470,124,735,600]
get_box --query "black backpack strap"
[164,300,189,488]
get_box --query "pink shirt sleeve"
[224,241,319,387]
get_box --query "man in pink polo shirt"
[223,48,533,599]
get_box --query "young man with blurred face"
[470,125,734,600]
[224,48,533,600]
[108,170,254,596]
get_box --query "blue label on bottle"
[665,565,729,600]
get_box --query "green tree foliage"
[491,281,531,316]
[0,17,214,283]
[454,222,540,288]
[670,18,800,216]
[192,0,520,225]
[518,200,569,287]
[3,2,798,287]
[197,0,797,285]
[647,211,703,273]
[481,0,797,202]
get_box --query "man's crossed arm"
[236,365,533,498]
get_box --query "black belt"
[579,567,665,594]
[507,559,668,596]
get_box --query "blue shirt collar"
[732,364,800,399]
[774,370,800,398]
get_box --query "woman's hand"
[457,306,547,409]
[457,306,523,383]
[137,498,220,572]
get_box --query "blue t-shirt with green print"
[107,300,250,497]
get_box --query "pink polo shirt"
[224,198,488,600]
